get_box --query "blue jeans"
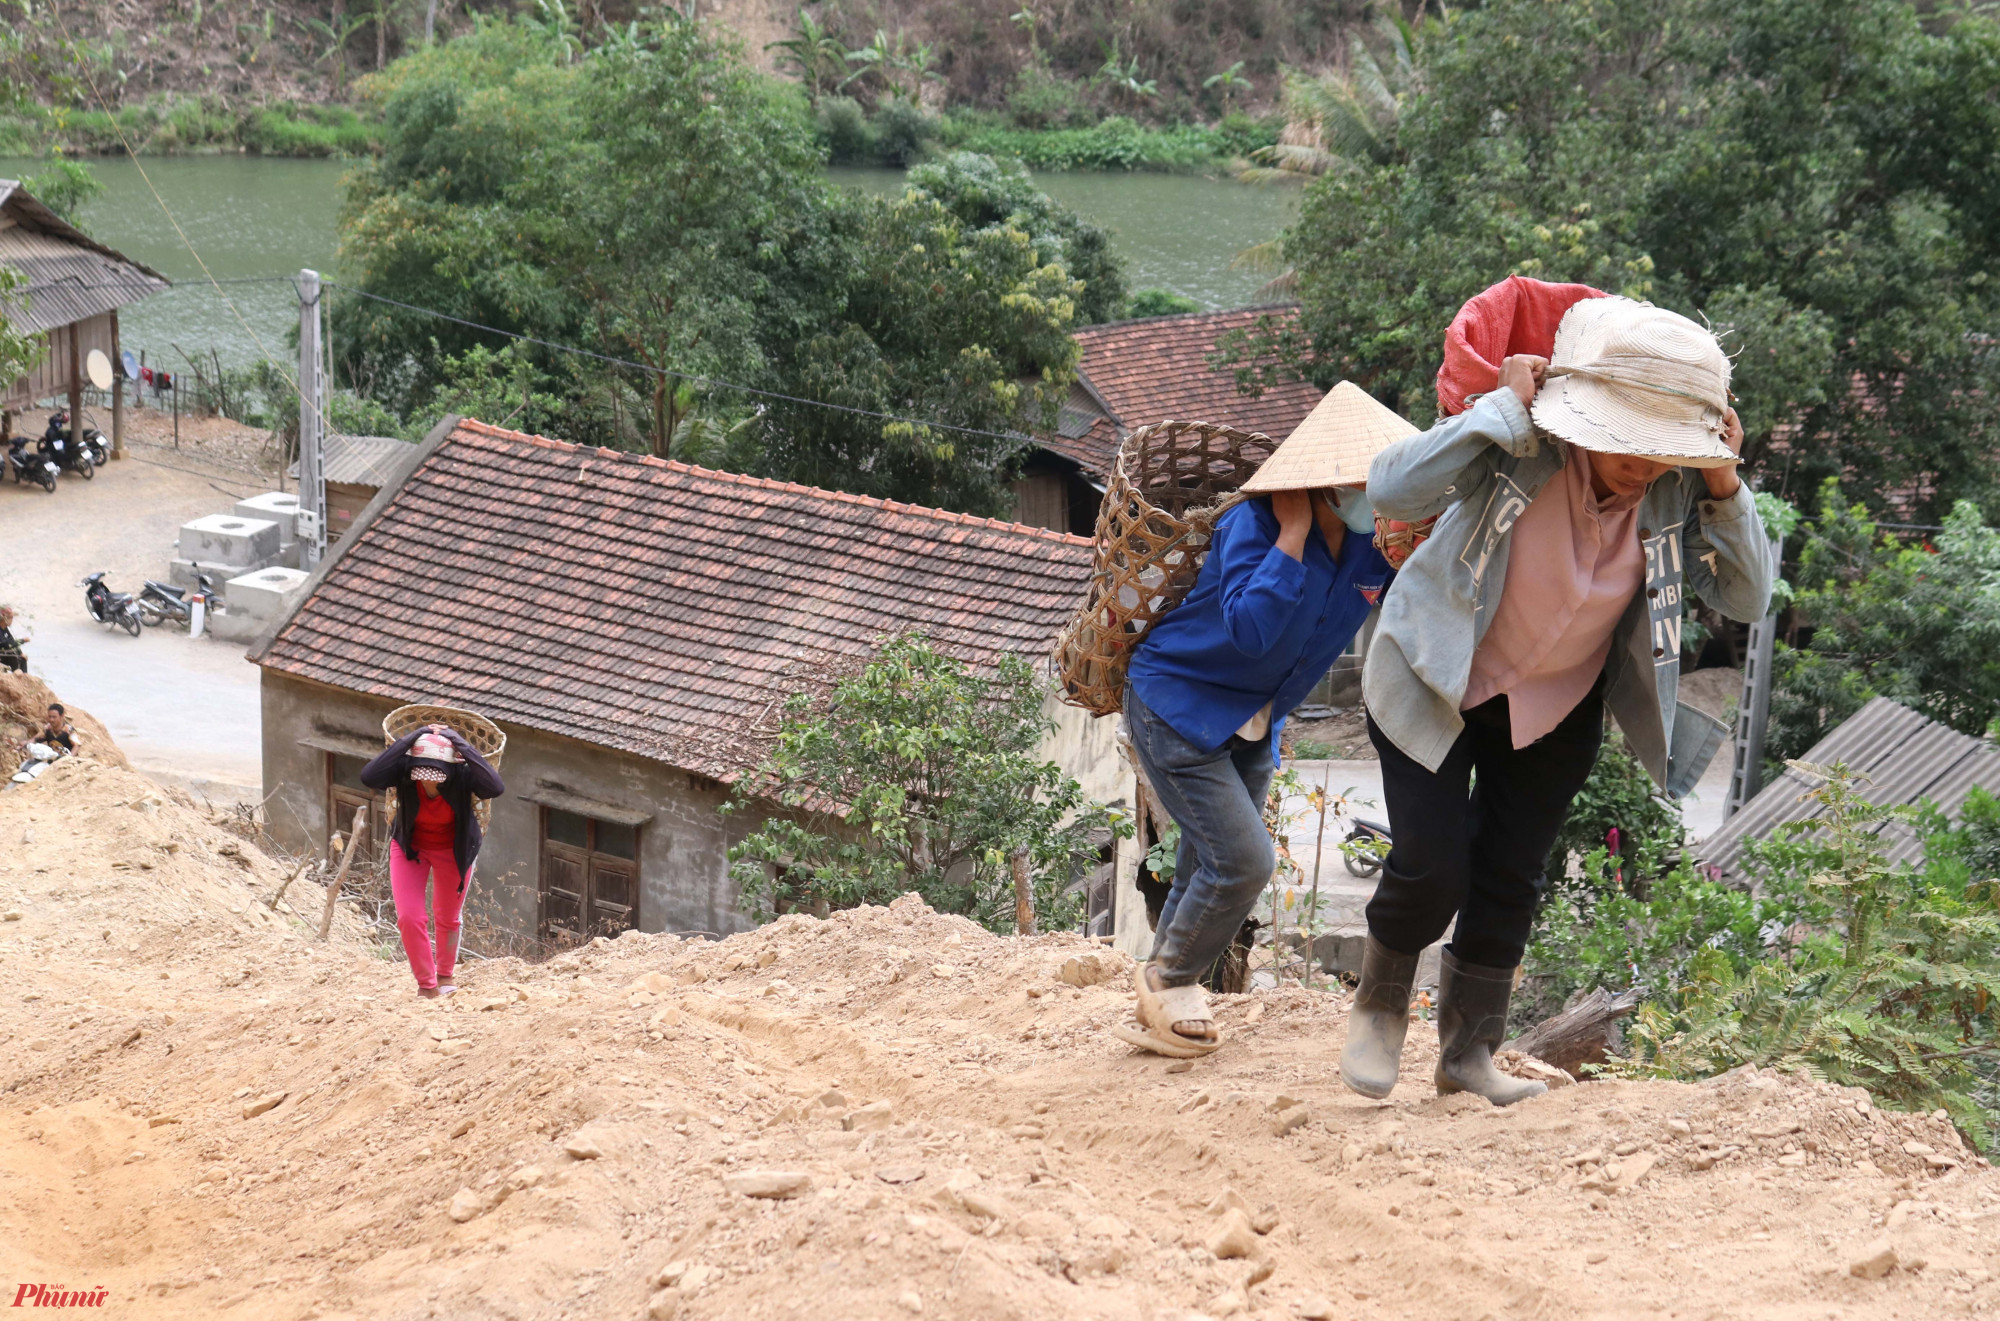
[1125,685,1277,987]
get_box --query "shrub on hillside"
[725,635,1130,933]
[1616,763,2000,1148]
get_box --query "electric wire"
[329,283,1032,443]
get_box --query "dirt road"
[3,723,1997,1321]
[0,410,271,802]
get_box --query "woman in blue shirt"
[1116,421,1396,1057]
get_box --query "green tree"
[1768,481,2000,765]
[22,157,101,224]
[0,268,45,394]
[1223,0,2000,516]
[725,635,1130,933]
[334,17,1111,510]
[756,176,1084,515]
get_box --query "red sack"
[1435,274,1606,418]
[1373,277,1607,569]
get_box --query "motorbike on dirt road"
[7,432,57,492]
[45,410,108,469]
[138,573,216,630]
[40,412,95,480]
[81,572,143,638]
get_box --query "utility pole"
[1725,534,1785,819]
[297,269,328,570]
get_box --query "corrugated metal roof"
[1697,696,2000,883]
[0,181,169,333]
[289,433,422,488]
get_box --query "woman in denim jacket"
[1341,297,1774,1105]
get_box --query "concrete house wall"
[262,669,1141,949]
[259,670,760,941]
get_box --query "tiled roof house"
[1016,306,1324,535]
[251,419,1137,946]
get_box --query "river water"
[2,156,1295,375]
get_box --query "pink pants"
[390,845,466,991]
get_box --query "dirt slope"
[3,725,1999,1320]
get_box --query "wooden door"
[541,842,587,944]
[589,857,637,936]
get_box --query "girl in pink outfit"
[360,724,505,998]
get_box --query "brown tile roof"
[257,420,1096,780]
[1047,306,1324,479]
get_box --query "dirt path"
[2,734,1997,1321]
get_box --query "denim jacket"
[1361,388,1775,797]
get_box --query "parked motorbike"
[138,573,216,630]
[45,410,108,469]
[1343,817,1391,879]
[81,572,143,638]
[6,432,56,493]
[40,413,94,480]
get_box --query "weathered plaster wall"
[259,670,757,941]
[1038,693,1149,959]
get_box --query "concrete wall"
[262,669,1139,949]
[259,670,758,942]
[1037,693,1148,959]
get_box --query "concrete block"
[170,558,263,590]
[178,514,281,569]
[233,492,299,541]
[225,566,309,624]
[206,609,263,645]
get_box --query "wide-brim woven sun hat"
[1530,297,1735,468]
[1239,381,1419,493]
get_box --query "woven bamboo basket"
[1053,419,1278,716]
[382,703,507,829]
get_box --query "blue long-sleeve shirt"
[1127,498,1393,763]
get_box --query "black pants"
[1364,679,1604,970]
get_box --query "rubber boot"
[1433,948,1547,1107]
[1339,937,1419,1099]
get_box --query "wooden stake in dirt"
[318,806,366,940]
[1010,848,1036,936]
[267,859,313,912]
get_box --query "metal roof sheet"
[0,181,169,332]
[1697,697,2000,883]
[289,433,422,488]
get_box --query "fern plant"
[1618,760,2000,1148]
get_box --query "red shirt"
[412,786,457,852]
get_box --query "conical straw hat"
[1239,381,1418,493]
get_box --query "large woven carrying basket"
[382,703,507,829]
[1053,419,1278,716]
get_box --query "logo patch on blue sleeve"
[1355,578,1386,606]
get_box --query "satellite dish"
[86,349,114,391]
[121,349,138,380]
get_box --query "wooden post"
[318,806,367,940]
[268,859,313,911]
[66,323,82,448]
[1010,847,1036,936]
[109,311,124,459]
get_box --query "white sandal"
[1110,964,1222,1057]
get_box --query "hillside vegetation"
[2,0,1345,157]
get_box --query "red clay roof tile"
[1048,306,1323,478]
[259,420,1095,780]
